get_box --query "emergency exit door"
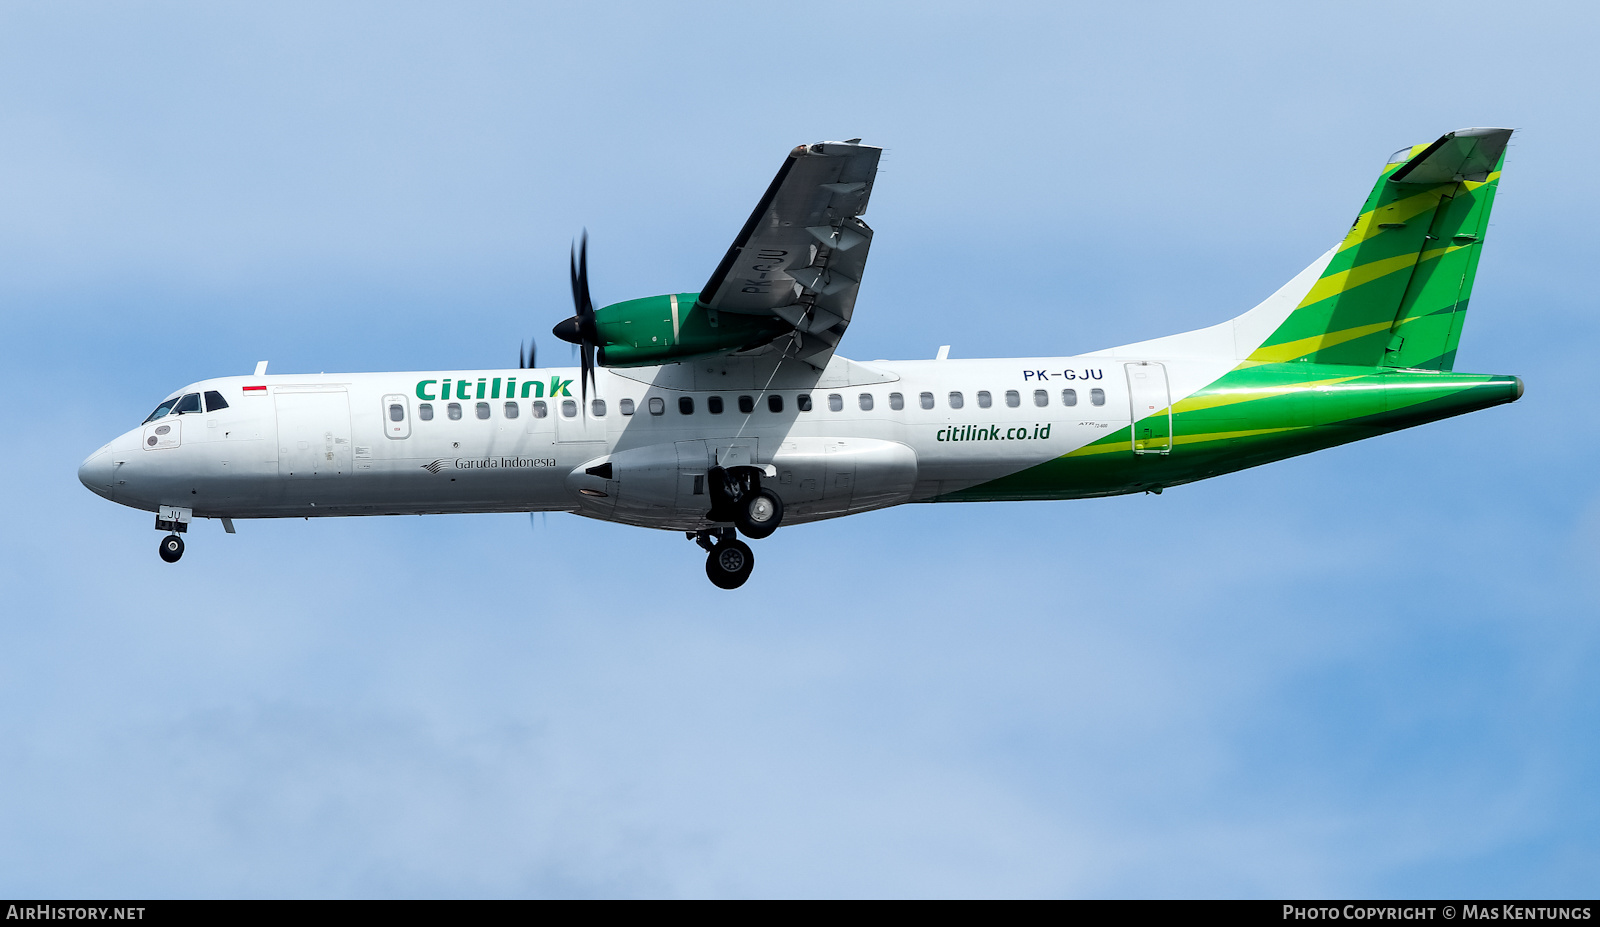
[1125,362,1172,455]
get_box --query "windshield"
[142,397,180,424]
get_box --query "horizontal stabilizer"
[1390,128,1512,184]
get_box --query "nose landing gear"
[158,534,185,563]
[693,528,754,590]
[154,504,191,563]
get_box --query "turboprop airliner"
[79,129,1523,588]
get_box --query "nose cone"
[79,447,114,500]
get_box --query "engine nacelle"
[592,294,793,368]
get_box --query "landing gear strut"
[694,528,754,590]
[158,534,185,563]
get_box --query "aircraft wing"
[698,140,882,367]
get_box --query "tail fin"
[1245,128,1511,371]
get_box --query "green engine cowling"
[593,293,793,368]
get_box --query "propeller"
[519,338,537,370]
[552,231,598,407]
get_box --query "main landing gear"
[695,528,754,589]
[692,465,787,589]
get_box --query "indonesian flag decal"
[243,385,267,395]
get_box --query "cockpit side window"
[142,398,180,424]
[173,393,202,414]
[203,390,230,412]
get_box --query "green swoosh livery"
[942,127,1520,502]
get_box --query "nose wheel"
[158,534,185,563]
[693,528,754,589]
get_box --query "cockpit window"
[173,393,202,414]
[142,398,179,424]
[203,390,229,412]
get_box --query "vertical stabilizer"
[1244,128,1511,371]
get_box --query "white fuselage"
[79,350,1221,531]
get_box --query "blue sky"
[2,0,1596,898]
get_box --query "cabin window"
[174,393,202,415]
[142,397,180,423]
[591,399,606,417]
[977,390,992,409]
[649,397,665,415]
[768,395,783,413]
[561,399,577,418]
[504,402,519,419]
[620,398,635,415]
[678,396,694,415]
[828,393,843,412]
[920,392,934,410]
[1034,389,1049,407]
[389,403,405,422]
[204,390,230,412]
[532,401,548,418]
[948,391,964,409]
[859,393,874,411]
[707,396,724,414]
[418,402,434,421]
[738,395,754,414]
[1005,390,1020,408]
[889,392,904,411]
[1090,388,1106,406]
[476,402,490,420]
[447,402,462,420]
[797,394,813,412]
[1062,389,1077,406]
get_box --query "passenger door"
[1124,362,1172,455]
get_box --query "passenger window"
[204,390,230,412]
[649,397,665,415]
[620,398,635,416]
[476,402,490,420]
[389,403,405,422]
[1005,390,1020,408]
[859,393,874,411]
[797,394,813,412]
[1090,388,1106,406]
[1034,389,1049,407]
[678,396,694,415]
[738,395,754,414]
[447,402,463,420]
[889,392,904,411]
[142,398,179,423]
[768,395,783,413]
[828,393,843,412]
[920,392,934,410]
[1062,389,1077,406]
[418,402,434,421]
[504,401,519,419]
[532,401,548,418]
[948,391,964,409]
[561,399,577,418]
[707,396,724,414]
[592,399,606,417]
[174,393,201,414]
[977,390,992,409]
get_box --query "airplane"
[79,129,1523,589]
